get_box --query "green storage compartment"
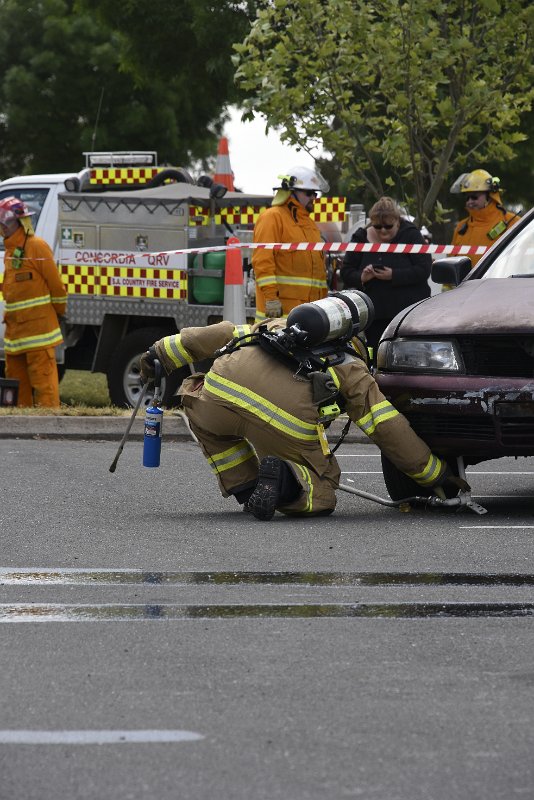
[191,252,225,304]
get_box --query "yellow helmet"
[450,169,501,194]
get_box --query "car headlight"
[376,339,463,372]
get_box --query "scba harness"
[214,291,375,453]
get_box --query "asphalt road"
[1,437,534,799]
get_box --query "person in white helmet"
[252,166,329,321]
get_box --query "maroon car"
[375,207,534,499]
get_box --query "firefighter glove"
[433,464,471,499]
[265,299,283,318]
[139,346,157,386]
[309,371,338,404]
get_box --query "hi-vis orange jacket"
[252,198,327,320]
[452,193,520,268]
[2,227,67,355]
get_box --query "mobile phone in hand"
[373,265,386,272]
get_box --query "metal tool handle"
[152,359,162,406]
[109,381,149,473]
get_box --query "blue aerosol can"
[143,360,163,468]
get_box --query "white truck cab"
[0,152,351,407]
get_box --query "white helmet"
[274,166,330,194]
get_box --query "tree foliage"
[234,0,534,223]
[0,0,255,177]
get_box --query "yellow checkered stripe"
[311,197,346,223]
[60,263,188,299]
[189,205,270,227]
[90,168,160,185]
[188,198,346,226]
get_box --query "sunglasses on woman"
[372,223,395,230]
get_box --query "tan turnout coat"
[154,320,446,515]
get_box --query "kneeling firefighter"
[140,290,468,521]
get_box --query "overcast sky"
[223,106,320,195]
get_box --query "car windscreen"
[0,188,49,251]
[479,215,534,279]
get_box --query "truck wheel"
[381,454,458,501]
[107,328,189,408]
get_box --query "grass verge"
[0,370,130,416]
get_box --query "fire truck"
[0,151,352,407]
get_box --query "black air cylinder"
[286,290,374,346]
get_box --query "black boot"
[247,456,301,521]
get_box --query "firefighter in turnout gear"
[140,291,468,520]
[0,196,67,407]
[450,169,520,269]
[252,166,329,322]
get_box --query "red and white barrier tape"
[58,240,487,269]
[146,241,488,257]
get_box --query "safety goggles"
[300,190,318,198]
[372,223,395,230]
[466,193,486,200]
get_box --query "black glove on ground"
[433,465,471,498]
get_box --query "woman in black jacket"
[340,197,431,362]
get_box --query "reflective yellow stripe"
[326,366,340,389]
[295,463,313,512]
[256,275,277,288]
[5,293,51,312]
[4,326,63,353]
[204,372,319,441]
[407,453,444,486]
[256,276,327,290]
[232,325,253,339]
[208,441,257,474]
[276,276,328,289]
[357,400,399,436]
[51,295,67,304]
[163,334,192,369]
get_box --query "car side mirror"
[431,257,472,286]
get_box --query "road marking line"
[0,603,532,621]
[0,730,203,744]
[2,570,533,587]
[459,526,534,529]
[468,471,534,475]
[342,470,534,476]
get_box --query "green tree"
[234,0,534,224]
[0,0,256,177]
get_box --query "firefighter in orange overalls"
[140,292,469,521]
[450,169,520,268]
[252,166,329,322]
[0,196,67,407]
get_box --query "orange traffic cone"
[223,237,246,324]
[214,137,235,191]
